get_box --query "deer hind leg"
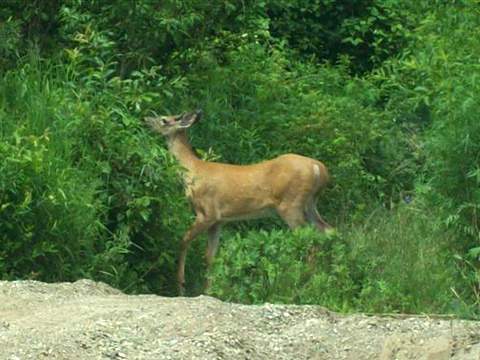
[278,201,324,269]
[204,222,222,291]
[177,216,214,295]
[305,197,331,232]
[205,222,222,270]
[277,202,309,229]
[304,196,333,267]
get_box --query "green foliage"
[1,0,411,75]
[57,0,273,77]
[0,16,22,67]
[373,0,480,309]
[266,0,410,73]
[0,55,190,294]
[209,204,466,316]
[0,90,102,281]
[208,228,357,311]
[0,0,62,69]
[419,4,480,244]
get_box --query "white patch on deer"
[313,164,321,184]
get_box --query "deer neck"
[167,130,201,171]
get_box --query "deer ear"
[180,111,201,126]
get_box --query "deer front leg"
[177,217,214,295]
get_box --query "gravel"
[0,279,479,359]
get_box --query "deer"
[144,110,332,294]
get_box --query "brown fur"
[145,111,331,294]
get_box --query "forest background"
[0,0,479,318]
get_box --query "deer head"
[144,110,202,136]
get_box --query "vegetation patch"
[0,0,478,318]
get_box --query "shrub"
[208,227,358,311]
[0,124,102,281]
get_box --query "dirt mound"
[0,279,479,359]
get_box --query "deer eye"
[160,117,167,125]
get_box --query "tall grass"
[0,58,104,281]
[347,203,457,314]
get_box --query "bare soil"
[0,279,479,360]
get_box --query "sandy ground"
[0,279,479,360]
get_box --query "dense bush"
[0,63,102,281]
[208,228,357,310]
[207,204,458,315]
[372,0,480,312]
[266,0,411,73]
[0,56,193,294]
